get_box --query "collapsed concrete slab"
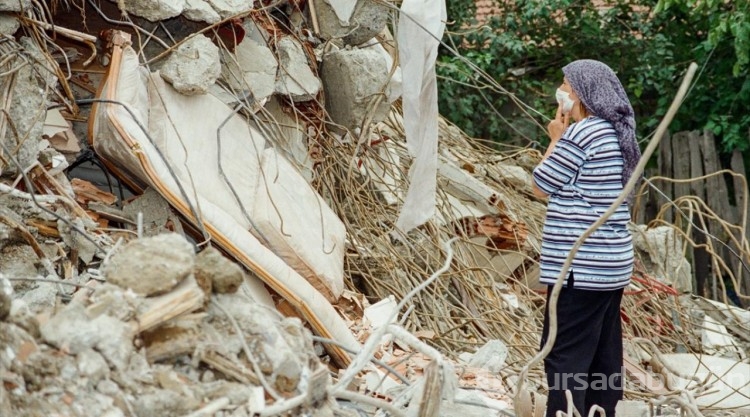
[320,47,390,131]
[257,97,314,182]
[438,159,511,218]
[253,147,346,301]
[660,354,750,410]
[90,34,358,366]
[313,0,390,46]
[275,37,321,102]
[159,34,221,95]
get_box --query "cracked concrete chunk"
[210,293,305,393]
[0,0,30,11]
[160,34,221,95]
[275,37,321,102]
[220,37,277,102]
[132,388,199,417]
[58,217,98,265]
[20,282,56,315]
[630,224,692,293]
[320,47,390,131]
[40,301,133,370]
[77,348,111,382]
[194,246,243,294]
[101,233,195,296]
[495,164,532,188]
[468,340,508,373]
[182,0,221,23]
[313,0,390,46]
[0,13,19,34]
[114,0,186,21]
[122,188,184,237]
[206,0,253,18]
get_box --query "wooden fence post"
[657,131,673,224]
[730,149,750,305]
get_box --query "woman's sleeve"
[533,136,587,196]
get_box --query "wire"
[310,335,411,386]
[0,135,106,254]
[642,177,750,277]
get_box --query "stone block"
[320,47,390,131]
[101,233,195,296]
[160,34,221,95]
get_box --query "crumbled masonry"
[0,1,747,416]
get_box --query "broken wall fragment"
[320,46,391,131]
[1,38,57,175]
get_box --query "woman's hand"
[547,105,570,142]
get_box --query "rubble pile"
[0,0,748,416]
[0,233,339,417]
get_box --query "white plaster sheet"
[394,0,446,234]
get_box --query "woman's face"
[560,77,585,121]
[560,78,578,100]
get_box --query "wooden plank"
[635,167,655,224]
[730,149,749,241]
[688,133,705,200]
[133,275,206,334]
[657,131,673,223]
[730,149,750,305]
[701,131,731,222]
[688,133,708,297]
[701,131,733,299]
[71,178,118,206]
[672,131,692,201]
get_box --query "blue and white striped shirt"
[533,116,633,290]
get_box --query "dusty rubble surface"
[0,1,748,417]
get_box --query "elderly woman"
[532,59,641,417]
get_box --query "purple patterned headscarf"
[563,59,641,196]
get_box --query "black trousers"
[540,273,624,417]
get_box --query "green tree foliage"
[437,0,750,153]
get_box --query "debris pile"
[0,1,748,416]
[1,233,339,417]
